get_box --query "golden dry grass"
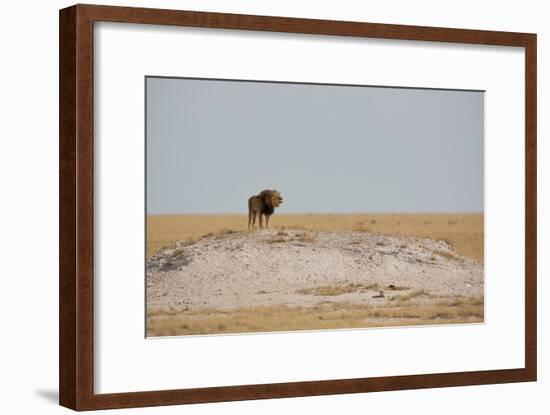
[434,249,462,262]
[147,214,483,336]
[147,213,483,260]
[147,296,484,336]
[296,283,380,296]
[293,232,317,243]
[388,289,435,303]
[267,236,288,243]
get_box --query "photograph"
[145,76,485,337]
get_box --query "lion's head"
[260,190,283,208]
[270,190,283,207]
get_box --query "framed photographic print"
[59,4,537,410]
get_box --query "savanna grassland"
[147,296,484,336]
[147,213,483,260]
[146,214,484,337]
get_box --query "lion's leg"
[251,211,257,229]
[248,210,253,230]
[259,213,263,229]
[265,214,271,228]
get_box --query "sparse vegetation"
[437,238,454,248]
[293,232,317,243]
[214,229,239,238]
[267,236,287,244]
[352,226,373,233]
[147,214,484,336]
[171,248,186,256]
[264,230,319,244]
[147,296,484,336]
[434,249,462,262]
[168,229,241,249]
[386,284,409,291]
[147,213,484,260]
[389,289,435,303]
[297,283,380,296]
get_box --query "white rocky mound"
[147,229,483,311]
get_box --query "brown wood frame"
[59,3,537,411]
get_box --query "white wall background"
[0,0,546,413]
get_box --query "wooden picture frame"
[59,4,537,410]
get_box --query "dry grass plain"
[146,213,483,336]
[148,295,484,336]
[147,213,483,260]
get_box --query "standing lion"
[248,190,283,229]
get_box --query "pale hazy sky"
[146,77,484,214]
